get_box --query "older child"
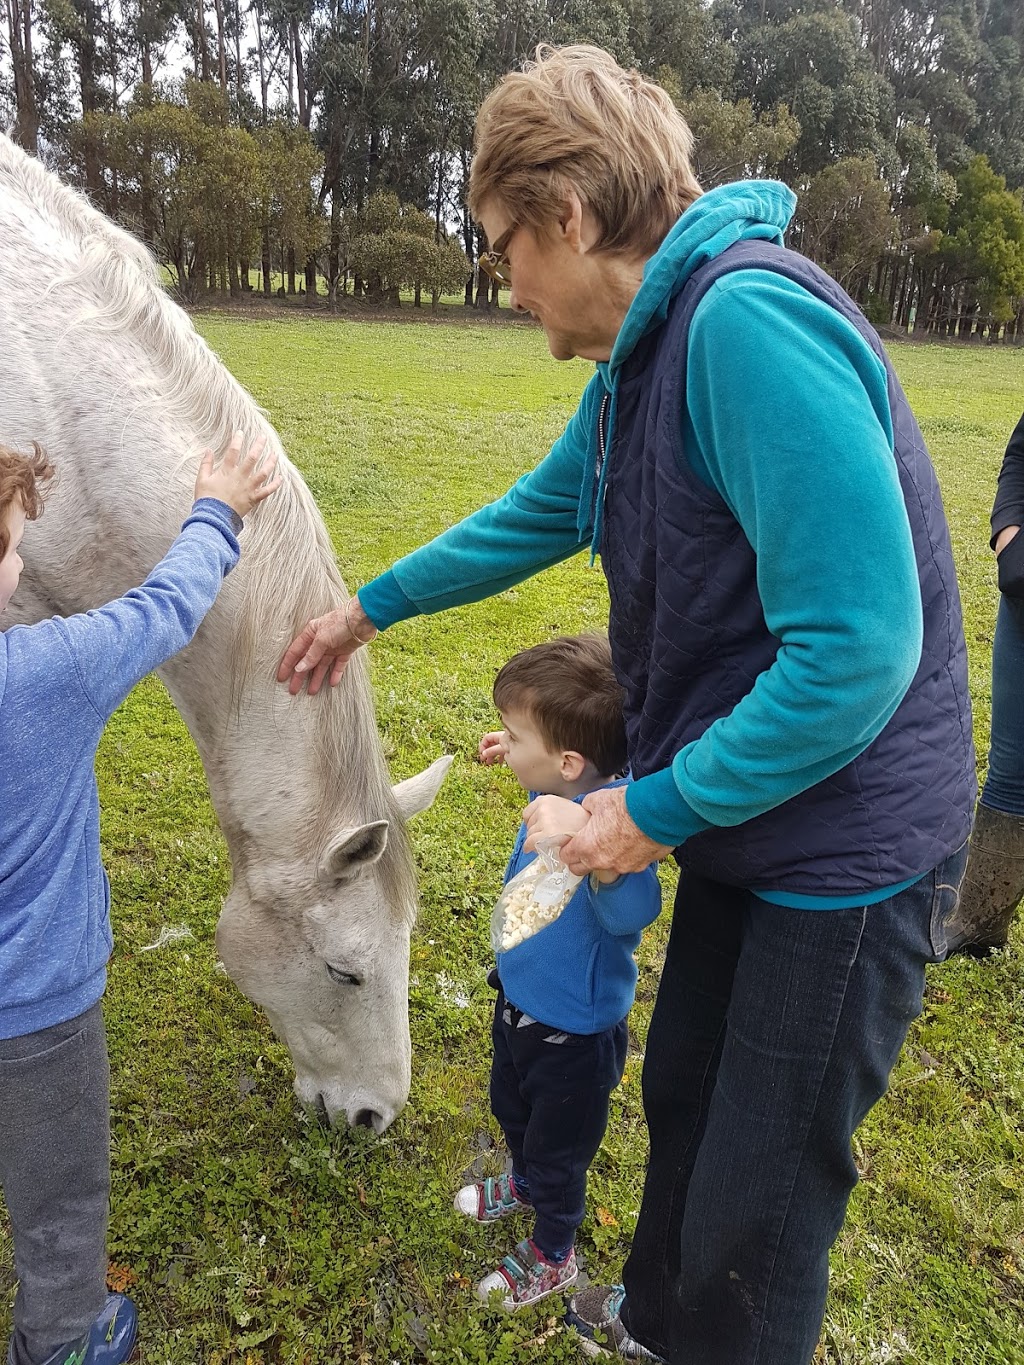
[455,635,661,1309]
[0,434,280,1365]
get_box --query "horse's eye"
[326,963,362,987]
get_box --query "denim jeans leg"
[0,1003,110,1365]
[620,877,746,1358]
[621,849,966,1365]
[981,594,1024,816]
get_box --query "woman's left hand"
[558,786,673,876]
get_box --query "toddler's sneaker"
[7,1293,139,1365]
[454,1171,530,1222]
[476,1238,578,1309]
[565,1284,666,1360]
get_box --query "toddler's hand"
[195,432,282,518]
[478,731,506,765]
[522,794,588,853]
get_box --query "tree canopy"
[2,0,1022,332]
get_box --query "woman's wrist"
[345,595,379,644]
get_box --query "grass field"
[2,319,1023,1364]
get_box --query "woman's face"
[479,194,637,363]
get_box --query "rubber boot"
[945,803,1024,956]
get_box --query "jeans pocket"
[928,841,970,959]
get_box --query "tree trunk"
[213,0,227,91]
[261,224,272,297]
[327,192,342,304]
[490,277,500,309]
[287,246,297,294]
[291,16,309,127]
[305,255,317,303]
[195,0,211,82]
[414,283,422,308]
[6,0,39,154]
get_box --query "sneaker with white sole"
[476,1238,578,1309]
[453,1171,531,1222]
[564,1284,666,1360]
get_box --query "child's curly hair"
[0,442,55,559]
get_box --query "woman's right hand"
[995,525,1024,599]
[994,526,1020,555]
[278,596,377,695]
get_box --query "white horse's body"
[0,134,449,1131]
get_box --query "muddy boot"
[945,804,1024,956]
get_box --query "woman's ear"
[558,190,586,251]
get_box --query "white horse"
[0,133,451,1133]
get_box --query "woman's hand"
[522,794,589,850]
[195,432,281,517]
[277,595,378,696]
[558,786,673,876]
[994,525,1020,555]
[478,731,506,765]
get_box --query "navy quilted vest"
[601,240,975,893]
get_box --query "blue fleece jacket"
[360,181,923,909]
[0,499,241,1039]
[496,781,662,1034]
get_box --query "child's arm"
[57,435,280,720]
[585,864,663,937]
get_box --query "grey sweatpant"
[0,1002,109,1365]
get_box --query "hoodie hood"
[599,179,797,387]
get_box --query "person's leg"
[0,1004,110,1365]
[655,846,966,1365]
[610,872,746,1357]
[487,986,532,1194]
[981,594,1024,817]
[950,594,1024,950]
[518,1018,628,1259]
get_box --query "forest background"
[2,0,1023,335]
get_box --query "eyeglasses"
[478,223,518,286]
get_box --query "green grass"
[3,321,1024,1363]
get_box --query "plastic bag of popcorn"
[490,837,584,954]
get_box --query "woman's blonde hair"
[469,44,702,257]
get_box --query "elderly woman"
[280,46,974,1365]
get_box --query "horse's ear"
[319,821,389,886]
[392,754,453,821]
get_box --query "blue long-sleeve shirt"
[360,181,923,909]
[0,499,241,1038]
[496,781,662,1034]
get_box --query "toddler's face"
[0,501,26,614]
[497,707,566,794]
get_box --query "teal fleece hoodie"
[360,182,924,908]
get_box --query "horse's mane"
[0,135,416,916]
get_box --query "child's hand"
[522,794,589,852]
[195,432,282,518]
[478,731,506,765]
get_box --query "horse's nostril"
[353,1108,380,1130]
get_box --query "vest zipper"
[591,391,611,536]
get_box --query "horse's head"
[215,754,452,1133]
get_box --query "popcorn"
[490,838,583,954]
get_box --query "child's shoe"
[453,1171,530,1222]
[8,1293,138,1365]
[475,1238,578,1309]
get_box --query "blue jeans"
[619,845,968,1365]
[981,594,1024,816]
[490,979,627,1259]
